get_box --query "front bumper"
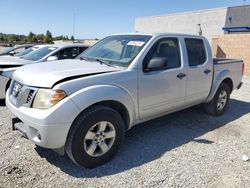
[6,90,80,149]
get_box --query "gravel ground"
[0,77,249,188]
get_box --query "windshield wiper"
[94,58,114,67]
[80,56,115,67]
[79,56,89,61]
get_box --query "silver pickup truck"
[6,33,244,168]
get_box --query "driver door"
[138,37,187,119]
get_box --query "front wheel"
[65,105,125,168]
[203,83,230,116]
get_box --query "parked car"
[0,44,89,99]
[0,44,34,56]
[0,44,49,60]
[6,33,244,168]
[10,45,45,58]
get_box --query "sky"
[0,0,248,39]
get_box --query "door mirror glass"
[145,57,168,72]
[47,56,58,61]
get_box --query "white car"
[0,44,89,99]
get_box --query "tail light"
[242,63,245,76]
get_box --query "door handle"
[204,69,211,74]
[177,73,186,79]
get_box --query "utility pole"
[73,13,75,42]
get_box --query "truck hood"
[0,56,32,67]
[13,59,122,88]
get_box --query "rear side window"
[185,38,206,66]
[57,47,78,60]
[79,47,88,54]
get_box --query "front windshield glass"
[14,47,36,57]
[80,35,152,67]
[23,46,57,61]
[1,47,15,54]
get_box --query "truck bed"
[213,58,243,64]
[212,57,243,93]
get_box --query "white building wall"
[135,6,250,42]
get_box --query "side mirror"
[144,57,168,72]
[9,51,16,56]
[47,56,58,61]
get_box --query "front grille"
[10,81,37,108]
[12,81,23,99]
[26,90,35,104]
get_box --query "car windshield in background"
[23,46,57,61]
[80,35,152,67]
[1,47,15,54]
[14,47,36,57]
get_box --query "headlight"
[32,89,67,109]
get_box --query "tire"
[203,83,230,116]
[65,105,125,168]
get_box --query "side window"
[57,47,78,60]
[185,38,207,66]
[79,47,88,54]
[143,38,181,70]
[12,47,26,55]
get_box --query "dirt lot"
[0,77,249,188]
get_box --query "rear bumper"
[6,90,80,149]
[237,82,243,90]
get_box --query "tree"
[71,35,74,41]
[31,35,38,43]
[45,30,53,43]
[0,35,4,41]
[37,34,45,43]
[8,35,17,42]
[28,32,35,43]
[43,35,50,43]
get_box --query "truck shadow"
[35,98,250,178]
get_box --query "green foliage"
[0,30,73,44]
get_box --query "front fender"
[68,84,136,128]
[206,69,229,102]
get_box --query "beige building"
[212,34,250,75]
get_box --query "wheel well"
[93,100,130,130]
[5,79,11,93]
[221,78,233,93]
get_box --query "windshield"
[14,47,37,57]
[23,46,57,61]
[80,35,152,67]
[1,47,15,54]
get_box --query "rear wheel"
[65,105,125,168]
[203,83,230,116]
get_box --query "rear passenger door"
[184,38,213,105]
